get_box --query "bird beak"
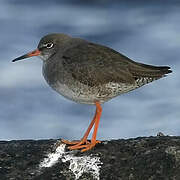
[12,49,41,62]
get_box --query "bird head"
[12,33,71,62]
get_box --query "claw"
[61,139,101,152]
[81,141,101,152]
[68,140,101,151]
[81,144,96,152]
[61,139,80,145]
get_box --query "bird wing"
[61,42,135,87]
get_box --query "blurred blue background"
[0,0,179,141]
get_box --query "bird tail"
[130,62,172,79]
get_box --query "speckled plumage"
[40,34,171,104]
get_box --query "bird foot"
[61,139,101,152]
[68,140,101,152]
[61,139,83,145]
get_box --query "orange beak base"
[12,49,41,62]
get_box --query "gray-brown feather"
[42,38,172,104]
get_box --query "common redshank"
[12,33,172,152]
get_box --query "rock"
[0,136,180,180]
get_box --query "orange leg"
[61,111,96,145]
[62,102,102,152]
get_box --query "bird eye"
[45,43,54,49]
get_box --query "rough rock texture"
[1,136,180,180]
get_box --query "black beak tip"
[12,57,21,63]
[11,54,29,63]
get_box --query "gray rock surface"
[0,136,180,180]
